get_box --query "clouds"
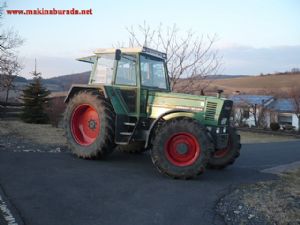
[221,45,300,75]
[18,45,300,78]
[19,56,91,78]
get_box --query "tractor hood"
[147,91,227,123]
[148,91,206,110]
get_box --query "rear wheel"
[64,91,115,159]
[151,118,211,179]
[208,127,241,169]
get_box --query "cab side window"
[115,54,137,86]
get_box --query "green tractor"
[64,47,241,179]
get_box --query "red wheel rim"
[71,104,100,146]
[165,132,201,167]
[213,148,229,158]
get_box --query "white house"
[229,95,274,128]
[267,98,299,130]
[229,95,299,131]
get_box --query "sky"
[2,0,300,78]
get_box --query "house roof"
[267,98,296,112]
[229,95,274,106]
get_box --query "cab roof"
[77,46,167,63]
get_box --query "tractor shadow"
[68,147,278,187]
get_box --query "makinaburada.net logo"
[6,8,93,15]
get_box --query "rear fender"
[64,85,107,103]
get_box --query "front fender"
[145,109,196,148]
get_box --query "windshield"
[140,54,168,89]
[90,54,114,84]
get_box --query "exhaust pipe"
[217,90,223,98]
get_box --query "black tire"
[151,118,211,179]
[64,90,115,159]
[118,142,147,154]
[208,127,241,169]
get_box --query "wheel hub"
[176,143,188,154]
[88,119,97,130]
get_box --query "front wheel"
[151,118,211,179]
[208,127,241,169]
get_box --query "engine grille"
[205,102,217,121]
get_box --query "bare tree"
[0,3,23,58]
[0,56,21,106]
[231,103,244,127]
[0,3,23,106]
[291,68,300,74]
[257,104,268,128]
[0,29,23,54]
[124,22,221,91]
[288,87,300,132]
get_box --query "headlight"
[221,118,227,125]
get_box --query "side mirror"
[115,49,121,61]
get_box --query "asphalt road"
[0,141,299,225]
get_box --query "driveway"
[0,141,299,225]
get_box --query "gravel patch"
[0,134,68,153]
[216,169,300,225]
[217,187,273,225]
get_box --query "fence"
[0,101,23,119]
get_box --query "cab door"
[112,53,140,116]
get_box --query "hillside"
[0,75,27,83]
[198,75,249,80]
[44,71,90,91]
[0,72,90,103]
[213,73,300,94]
[175,73,300,96]
[2,72,300,104]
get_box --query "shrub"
[270,122,280,131]
[20,72,51,124]
[283,124,295,131]
[45,97,66,127]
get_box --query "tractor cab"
[76,47,171,120]
[78,47,170,91]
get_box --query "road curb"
[261,161,300,175]
[0,183,24,225]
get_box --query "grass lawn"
[0,120,298,145]
[239,131,299,143]
[0,119,66,145]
